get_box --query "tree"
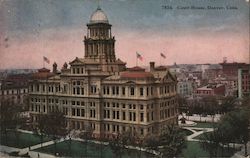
[38,111,68,155]
[202,96,218,123]
[201,109,250,157]
[79,124,93,157]
[219,96,236,114]
[33,114,47,147]
[200,131,221,158]
[109,133,126,158]
[0,98,25,145]
[159,124,186,157]
[177,95,188,114]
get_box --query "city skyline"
[0,0,249,69]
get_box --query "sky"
[0,0,249,69]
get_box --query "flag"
[160,53,166,59]
[43,56,50,64]
[136,52,143,61]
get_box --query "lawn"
[35,140,155,158]
[193,122,217,128]
[180,141,238,158]
[181,129,193,136]
[0,130,51,149]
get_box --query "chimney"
[150,62,155,72]
[53,62,57,73]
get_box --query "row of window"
[159,108,177,120]
[30,83,177,97]
[1,89,27,95]
[102,86,154,96]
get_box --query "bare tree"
[0,98,25,145]
[37,111,68,156]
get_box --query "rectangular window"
[140,87,143,96]
[129,112,132,121]
[122,87,125,95]
[81,109,85,117]
[107,110,110,118]
[130,87,134,96]
[112,86,115,95]
[151,112,154,121]
[116,86,119,95]
[140,104,143,110]
[133,112,136,121]
[77,109,80,116]
[107,86,110,94]
[113,111,116,119]
[72,108,75,116]
[140,113,144,122]
[122,111,126,120]
[103,86,106,94]
[117,111,120,120]
[81,88,84,95]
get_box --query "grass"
[35,140,155,158]
[181,129,193,136]
[193,122,217,128]
[0,130,51,149]
[181,141,210,158]
[180,141,238,158]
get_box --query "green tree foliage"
[201,108,250,157]
[144,124,186,157]
[109,133,126,158]
[37,111,68,155]
[79,124,93,157]
[0,98,25,145]
[159,124,186,157]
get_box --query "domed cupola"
[90,7,109,24]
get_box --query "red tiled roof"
[120,71,154,79]
[32,68,53,80]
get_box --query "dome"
[90,7,109,24]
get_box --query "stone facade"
[28,7,178,138]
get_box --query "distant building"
[220,62,249,77]
[177,80,193,97]
[238,68,250,98]
[203,65,222,80]
[210,76,237,97]
[195,84,225,97]
[0,74,30,107]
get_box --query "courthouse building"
[29,7,178,138]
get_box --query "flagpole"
[43,58,45,68]
[136,54,138,66]
[160,53,162,66]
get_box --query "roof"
[120,71,154,79]
[154,66,167,71]
[127,66,145,72]
[90,7,109,24]
[197,84,224,91]
[32,68,54,80]
[120,66,154,79]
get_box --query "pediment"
[69,57,84,65]
[162,71,177,83]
